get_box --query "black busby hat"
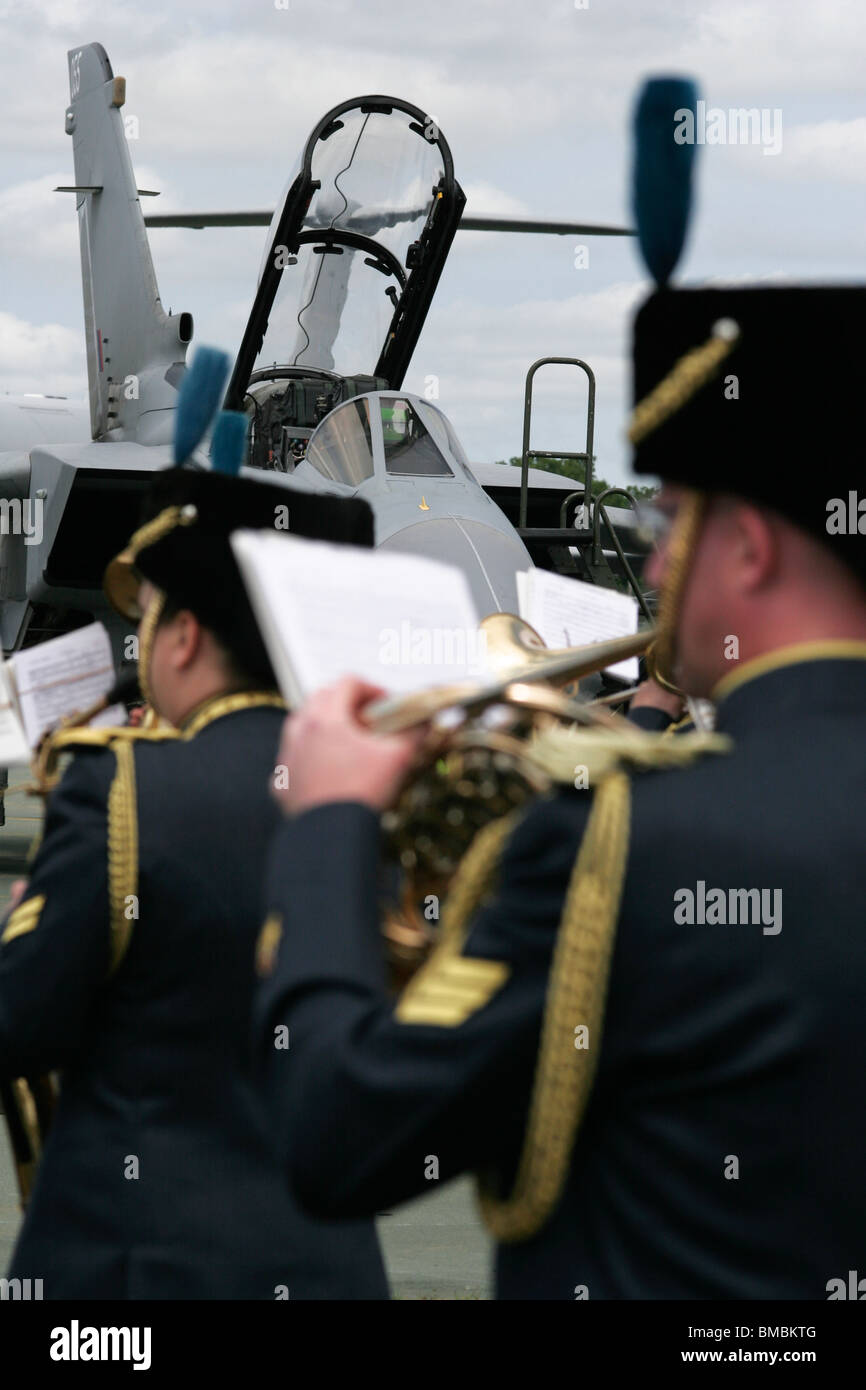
[630,286,866,583]
[104,468,374,682]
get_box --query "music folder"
[230,531,640,706]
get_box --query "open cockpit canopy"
[225,97,465,412]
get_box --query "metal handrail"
[519,357,595,528]
[591,486,652,622]
[559,489,589,529]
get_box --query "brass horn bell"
[378,615,654,983]
[368,615,653,735]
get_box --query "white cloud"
[406,281,645,477]
[775,118,866,183]
[5,0,861,158]
[0,311,85,396]
[0,172,80,269]
[1,0,863,474]
[462,183,528,217]
[0,162,175,271]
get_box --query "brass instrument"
[376,614,653,981]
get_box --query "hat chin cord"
[137,587,166,713]
[646,490,708,695]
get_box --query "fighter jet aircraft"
[0,41,644,660]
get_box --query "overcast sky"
[1,0,864,482]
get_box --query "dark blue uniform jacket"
[254,651,866,1299]
[0,698,387,1299]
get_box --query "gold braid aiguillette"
[628,319,740,691]
[137,587,165,712]
[477,769,632,1242]
[647,490,708,692]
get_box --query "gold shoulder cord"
[629,320,740,694]
[106,738,139,975]
[438,811,523,951]
[137,587,165,711]
[645,490,708,692]
[477,771,631,1242]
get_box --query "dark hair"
[157,595,277,692]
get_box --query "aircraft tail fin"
[65,43,193,443]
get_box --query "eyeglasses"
[634,500,678,548]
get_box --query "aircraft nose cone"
[378,516,531,615]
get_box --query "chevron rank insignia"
[394,949,510,1027]
[1,895,47,947]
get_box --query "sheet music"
[520,569,640,681]
[8,622,121,747]
[0,662,32,766]
[231,531,486,701]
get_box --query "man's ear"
[732,503,779,594]
[165,609,204,673]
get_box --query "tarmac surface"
[0,770,492,1299]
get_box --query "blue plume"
[210,410,248,476]
[633,77,699,286]
[173,346,231,466]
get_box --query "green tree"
[497,456,657,502]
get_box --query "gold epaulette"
[46,724,180,754]
[31,723,179,799]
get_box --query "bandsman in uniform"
[253,285,866,1298]
[0,467,389,1299]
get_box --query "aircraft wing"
[144,209,634,236]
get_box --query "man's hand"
[628,676,685,721]
[8,879,28,912]
[272,676,428,816]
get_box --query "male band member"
[0,467,388,1299]
[253,286,866,1298]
